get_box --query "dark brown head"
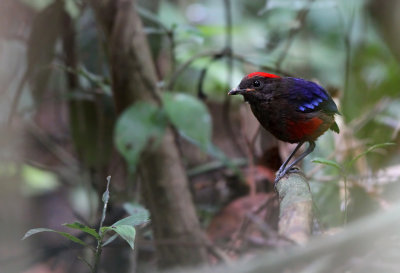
[228,72,281,103]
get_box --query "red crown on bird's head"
[246,72,281,79]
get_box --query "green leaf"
[111,204,150,228]
[162,93,212,151]
[102,225,136,249]
[112,215,150,227]
[63,222,100,240]
[122,203,150,225]
[100,204,149,246]
[348,142,396,168]
[312,158,343,171]
[114,102,167,171]
[22,228,87,247]
[102,234,119,247]
[113,225,136,249]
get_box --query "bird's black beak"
[228,88,245,95]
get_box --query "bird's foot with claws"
[274,166,301,189]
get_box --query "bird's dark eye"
[253,80,261,87]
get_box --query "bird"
[228,72,340,184]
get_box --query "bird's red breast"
[286,117,323,141]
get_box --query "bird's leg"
[284,141,315,173]
[277,141,305,175]
[275,141,315,184]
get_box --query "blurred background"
[1,0,400,272]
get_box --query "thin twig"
[227,196,277,252]
[197,52,226,99]
[232,53,293,76]
[343,175,348,225]
[24,121,80,170]
[166,50,220,90]
[187,158,247,177]
[7,72,29,126]
[203,236,233,264]
[338,4,355,225]
[340,4,355,107]
[223,0,233,86]
[166,50,294,91]
[275,0,315,70]
[93,175,111,273]
[222,0,246,157]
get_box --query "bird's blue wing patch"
[287,78,338,114]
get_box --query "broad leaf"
[162,93,212,150]
[64,222,100,240]
[112,215,149,227]
[102,234,119,247]
[115,102,167,171]
[22,228,87,247]
[121,203,150,225]
[102,225,136,249]
[112,225,136,249]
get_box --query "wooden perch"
[276,169,313,244]
[177,185,400,273]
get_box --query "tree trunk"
[89,0,208,268]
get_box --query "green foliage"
[114,102,168,171]
[64,222,101,240]
[114,93,228,172]
[312,142,395,173]
[22,228,88,246]
[102,225,136,249]
[22,216,147,250]
[100,203,150,248]
[312,142,395,225]
[311,158,343,172]
[13,0,400,270]
[22,177,150,271]
[162,93,212,150]
[347,143,395,168]
[113,208,150,227]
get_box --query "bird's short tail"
[330,121,340,133]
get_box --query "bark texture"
[89,0,208,268]
[276,171,313,244]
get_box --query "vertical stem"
[342,7,355,119]
[275,0,314,70]
[343,175,348,225]
[93,176,111,273]
[222,0,245,156]
[223,0,233,84]
[340,5,355,227]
